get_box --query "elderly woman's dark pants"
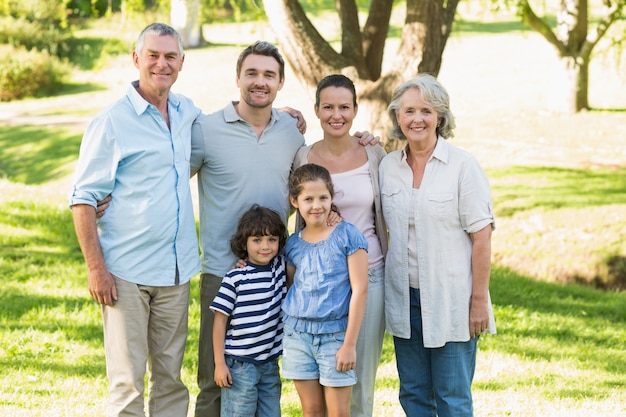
[393,288,477,417]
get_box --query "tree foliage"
[65,0,166,18]
[1,0,68,28]
[200,0,265,22]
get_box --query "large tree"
[263,0,459,149]
[518,0,624,112]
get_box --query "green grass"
[489,166,626,217]
[0,128,624,416]
[0,125,82,184]
[486,166,626,290]
[1,199,624,415]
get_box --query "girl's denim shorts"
[281,324,356,387]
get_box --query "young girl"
[211,204,288,417]
[281,163,369,417]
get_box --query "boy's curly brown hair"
[230,204,288,260]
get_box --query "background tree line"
[1,0,624,144]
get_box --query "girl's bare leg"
[324,386,353,417]
[294,379,326,417]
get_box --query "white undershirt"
[408,189,420,289]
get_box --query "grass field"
[1,9,626,417]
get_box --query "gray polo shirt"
[190,101,305,277]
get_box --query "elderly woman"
[379,73,496,417]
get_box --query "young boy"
[211,205,288,417]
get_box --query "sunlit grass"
[1,181,624,416]
[488,166,626,217]
[0,126,82,184]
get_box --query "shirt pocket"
[381,187,402,216]
[427,192,454,220]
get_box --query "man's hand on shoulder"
[277,106,307,134]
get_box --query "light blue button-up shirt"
[69,82,201,286]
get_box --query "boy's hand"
[214,363,233,388]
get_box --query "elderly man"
[69,23,199,417]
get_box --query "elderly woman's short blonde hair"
[387,73,456,140]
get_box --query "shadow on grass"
[488,165,626,217]
[388,19,531,38]
[590,107,626,113]
[0,125,82,184]
[452,19,529,34]
[486,266,626,389]
[0,202,84,279]
[45,81,109,98]
[1,202,105,377]
[0,355,106,379]
[0,288,102,339]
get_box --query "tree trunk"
[369,0,459,150]
[171,0,204,48]
[557,0,589,112]
[562,56,589,112]
[264,0,349,85]
[264,0,458,149]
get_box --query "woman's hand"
[469,296,489,338]
[326,204,342,226]
[354,130,381,146]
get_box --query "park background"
[1,0,625,416]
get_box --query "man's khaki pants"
[103,277,190,417]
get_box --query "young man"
[69,23,199,417]
[191,40,304,417]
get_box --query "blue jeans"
[393,288,477,417]
[220,357,281,417]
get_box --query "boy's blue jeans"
[220,357,281,417]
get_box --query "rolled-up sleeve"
[459,155,495,233]
[69,115,120,208]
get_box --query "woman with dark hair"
[292,74,387,417]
